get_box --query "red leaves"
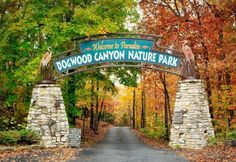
[176,145,236,162]
[139,0,236,133]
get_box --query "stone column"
[169,79,215,149]
[27,84,69,147]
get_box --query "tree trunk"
[154,83,158,122]
[141,87,146,128]
[98,97,105,125]
[128,104,132,127]
[82,115,85,138]
[159,73,169,139]
[202,42,214,119]
[90,80,95,130]
[68,75,76,126]
[132,88,136,129]
[164,91,169,139]
[206,76,213,118]
[163,80,171,125]
[94,79,99,133]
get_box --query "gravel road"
[71,127,187,162]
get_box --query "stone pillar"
[169,79,215,149]
[27,84,69,147]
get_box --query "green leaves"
[14,55,41,86]
[0,0,138,130]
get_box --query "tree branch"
[188,0,202,25]
[158,0,181,17]
[174,0,181,16]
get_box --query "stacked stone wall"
[170,79,215,149]
[27,84,69,147]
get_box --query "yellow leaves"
[98,27,108,34]
[16,102,27,115]
[112,71,179,127]
[112,86,134,122]
[209,58,225,71]
[73,6,102,24]
[76,100,89,108]
[14,86,25,95]
[85,32,91,37]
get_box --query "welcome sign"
[53,38,180,73]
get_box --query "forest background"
[0,0,236,142]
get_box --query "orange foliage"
[139,0,236,132]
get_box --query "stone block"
[68,128,81,148]
[27,84,69,148]
[61,136,68,142]
[170,79,215,149]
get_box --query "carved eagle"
[40,47,52,67]
[181,40,195,63]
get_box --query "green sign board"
[53,38,180,73]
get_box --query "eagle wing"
[40,52,52,67]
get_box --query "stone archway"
[27,33,214,148]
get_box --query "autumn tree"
[139,0,236,135]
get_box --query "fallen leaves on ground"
[176,145,236,162]
[0,147,77,162]
[80,122,111,148]
[133,129,236,162]
[0,122,110,161]
[132,129,170,150]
